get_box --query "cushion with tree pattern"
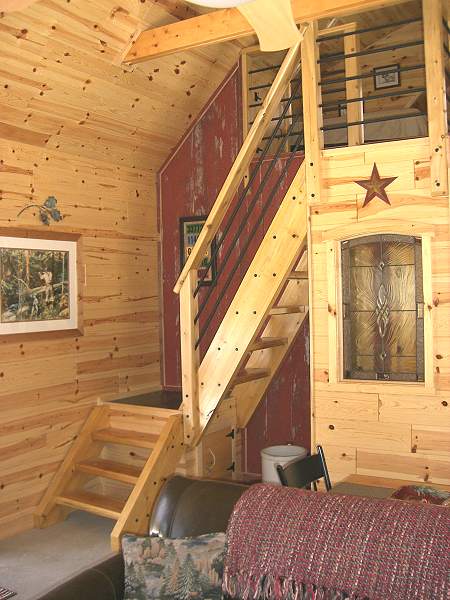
[122,532,226,600]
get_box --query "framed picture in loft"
[373,64,401,90]
[179,216,217,286]
[0,234,80,336]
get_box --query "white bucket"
[261,445,307,484]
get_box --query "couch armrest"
[149,475,249,538]
[36,554,124,600]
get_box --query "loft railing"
[174,37,305,444]
[239,1,446,158]
[316,15,427,148]
[309,0,448,197]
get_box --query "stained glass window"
[341,234,424,382]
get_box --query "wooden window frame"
[326,233,434,392]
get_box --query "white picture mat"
[0,236,78,334]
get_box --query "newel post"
[301,21,324,201]
[423,0,448,196]
[179,270,201,447]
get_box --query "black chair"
[276,445,332,491]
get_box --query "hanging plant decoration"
[17,196,63,226]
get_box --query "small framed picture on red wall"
[179,216,217,286]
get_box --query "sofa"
[38,475,450,600]
[38,476,249,600]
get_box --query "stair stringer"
[233,258,310,428]
[110,412,184,551]
[195,161,308,444]
[34,404,109,528]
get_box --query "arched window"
[341,234,424,382]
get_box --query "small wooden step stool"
[35,402,184,551]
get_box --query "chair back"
[276,445,332,491]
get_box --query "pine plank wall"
[310,138,450,486]
[0,0,239,539]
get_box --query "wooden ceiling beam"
[124,0,404,64]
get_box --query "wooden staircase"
[177,158,309,446]
[35,403,183,551]
[34,41,308,551]
[231,249,309,428]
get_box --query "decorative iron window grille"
[341,234,424,382]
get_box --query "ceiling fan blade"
[238,0,301,52]
[0,0,39,12]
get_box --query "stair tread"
[77,459,142,484]
[270,305,306,315]
[93,428,158,449]
[287,271,308,280]
[56,491,125,520]
[251,337,288,351]
[234,368,270,385]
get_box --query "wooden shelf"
[234,368,270,385]
[56,491,126,520]
[250,337,288,351]
[270,305,306,315]
[76,459,141,485]
[92,428,158,449]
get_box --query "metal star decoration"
[355,163,397,207]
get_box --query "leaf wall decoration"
[17,196,64,225]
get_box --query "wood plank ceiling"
[0,0,241,172]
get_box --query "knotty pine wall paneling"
[0,0,240,540]
[309,137,450,485]
[0,143,161,540]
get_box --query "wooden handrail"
[173,35,305,294]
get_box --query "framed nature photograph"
[180,216,217,286]
[373,64,401,90]
[0,236,78,335]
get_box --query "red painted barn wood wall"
[244,320,311,475]
[159,64,311,471]
[159,66,243,387]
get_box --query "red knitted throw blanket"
[223,484,450,600]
